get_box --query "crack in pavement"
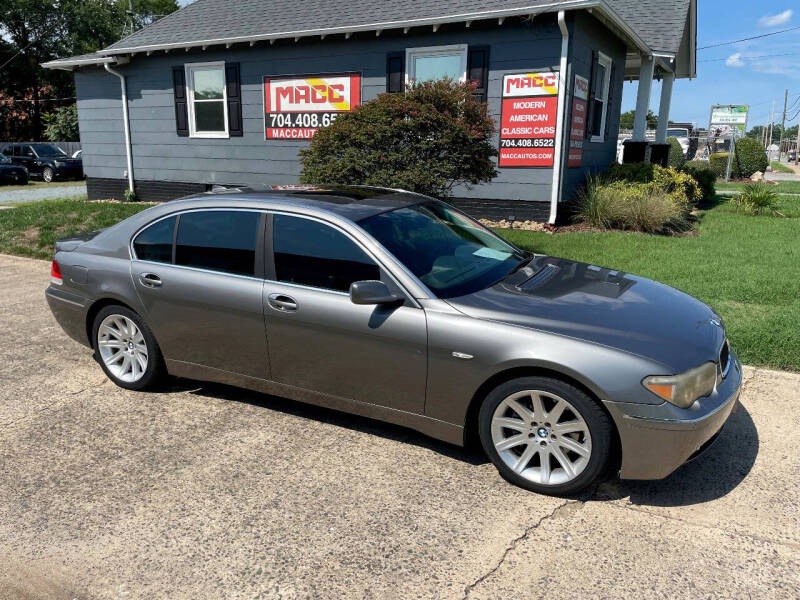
[461,497,586,599]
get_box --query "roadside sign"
[708,105,748,138]
[567,74,588,168]
[498,71,559,168]
[264,73,361,140]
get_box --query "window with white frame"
[185,61,228,138]
[589,52,612,141]
[406,44,468,84]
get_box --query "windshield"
[30,144,67,157]
[359,201,530,298]
[667,129,688,138]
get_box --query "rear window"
[133,216,176,264]
[175,210,260,276]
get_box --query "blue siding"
[75,12,626,208]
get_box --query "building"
[44,0,696,223]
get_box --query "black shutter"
[172,66,189,137]
[604,60,616,140]
[386,51,405,93]
[467,45,490,102]
[585,50,598,140]
[226,62,243,137]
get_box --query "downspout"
[548,10,569,225]
[104,62,134,193]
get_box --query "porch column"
[632,54,655,141]
[655,71,675,143]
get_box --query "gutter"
[549,10,569,225]
[103,62,135,194]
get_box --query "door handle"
[267,293,297,312]
[138,272,162,288]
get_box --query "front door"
[16,145,39,175]
[131,209,268,379]
[263,213,427,414]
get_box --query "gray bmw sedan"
[46,187,741,495]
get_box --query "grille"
[719,338,730,379]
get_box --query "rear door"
[131,209,269,379]
[17,145,39,175]
[262,212,428,414]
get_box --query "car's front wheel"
[42,166,54,182]
[479,376,612,495]
[92,305,164,390]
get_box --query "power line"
[698,51,800,63]
[698,25,800,50]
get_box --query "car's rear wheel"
[478,376,612,495]
[42,166,54,182]
[92,305,163,390]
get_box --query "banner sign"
[568,74,589,168]
[498,72,559,168]
[264,73,361,140]
[709,105,748,138]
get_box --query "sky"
[176,0,797,130]
[620,1,800,129]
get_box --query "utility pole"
[778,88,788,160]
[796,126,800,166]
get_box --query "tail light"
[51,259,63,284]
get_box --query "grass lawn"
[0,179,86,193]
[0,196,797,371]
[770,161,794,174]
[716,180,800,194]
[0,197,151,259]
[500,195,800,371]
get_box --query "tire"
[42,166,54,182]
[478,376,612,496]
[91,305,164,390]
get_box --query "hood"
[445,255,725,372]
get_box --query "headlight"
[642,362,717,408]
[54,161,65,166]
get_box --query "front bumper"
[606,350,743,480]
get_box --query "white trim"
[184,61,229,139]
[549,10,569,225]
[589,51,612,143]
[405,44,468,84]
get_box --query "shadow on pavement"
[595,402,759,507]
[168,378,489,466]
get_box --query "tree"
[300,80,498,198]
[0,0,179,140]
[44,104,79,141]
[619,109,658,130]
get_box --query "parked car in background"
[667,127,690,156]
[45,186,742,496]
[0,143,83,182]
[788,149,797,163]
[0,153,29,186]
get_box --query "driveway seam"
[461,497,580,599]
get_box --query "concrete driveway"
[1,253,798,600]
[0,183,87,205]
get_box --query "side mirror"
[349,280,401,305]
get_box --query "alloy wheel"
[97,314,148,383]
[490,389,592,486]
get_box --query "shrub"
[577,179,687,233]
[667,137,685,169]
[685,159,709,170]
[682,166,716,204]
[709,153,729,178]
[123,188,137,202]
[603,162,700,212]
[299,79,497,198]
[730,182,779,215]
[732,137,768,178]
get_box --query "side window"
[22,145,34,157]
[273,214,380,293]
[133,216,176,264]
[12,145,21,157]
[175,210,260,276]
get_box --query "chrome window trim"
[129,206,425,306]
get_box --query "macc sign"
[264,73,361,140]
